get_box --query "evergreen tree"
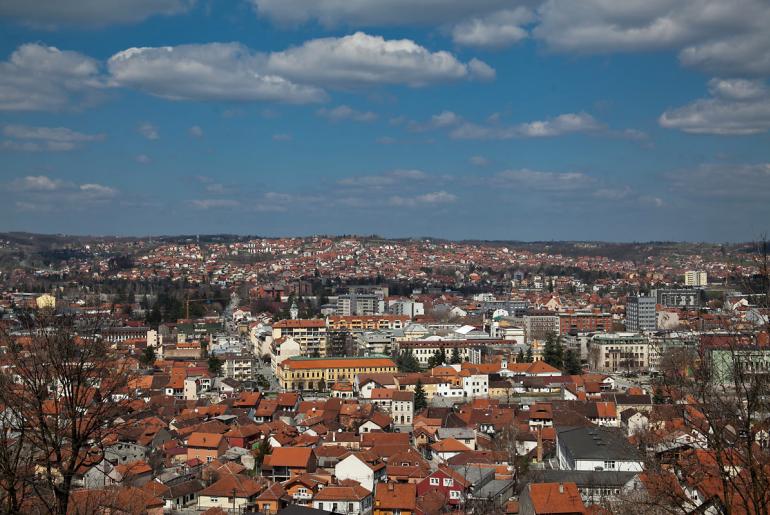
[140,345,156,368]
[563,348,581,375]
[208,355,223,376]
[438,347,447,365]
[517,349,525,363]
[397,350,421,373]
[542,332,564,369]
[450,346,461,364]
[525,346,534,363]
[414,379,428,412]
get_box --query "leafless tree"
[0,311,137,514]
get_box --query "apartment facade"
[277,356,398,391]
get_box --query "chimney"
[388,482,395,491]
[559,483,564,494]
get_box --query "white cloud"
[135,154,151,164]
[451,7,534,48]
[667,162,770,200]
[317,105,377,122]
[138,122,159,140]
[79,183,117,198]
[493,169,594,192]
[108,43,326,104]
[1,124,105,151]
[407,110,462,132]
[389,190,457,207]
[250,0,519,27]
[0,0,191,26]
[9,175,63,191]
[272,133,292,141]
[338,169,429,187]
[5,175,118,204]
[0,43,104,111]
[451,112,603,139]
[594,186,632,200]
[535,0,770,76]
[189,125,203,137]
[469,155,489,166]
[266,32,494,87]
[190,199,241,209]
[660,79,770,135]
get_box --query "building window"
[430,477,439,486]
[443,478,453,487]
[604,460,616,470]
[450,490,460,499]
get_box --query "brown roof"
[200,474,265,498]
[187,432,224,449]
[264,447,314,468]
[528,482,585,514]
[313,484,371,501]
[375,482,417,510]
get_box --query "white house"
[334,454,385,493]
[557,427,643,472]
[462,374,489,398]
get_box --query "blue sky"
[1,0,769,241]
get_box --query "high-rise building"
[684,270,707,287]
[626,296,657,332]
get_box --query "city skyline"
[2,1,770,241]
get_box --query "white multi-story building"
[684,270,707,287]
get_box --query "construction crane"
[184,296,231,319]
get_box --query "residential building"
[518,482,586,515]
[373,482,416,515]
[588,333,654,373]
[625,296,656,332]
[684,270,707,287]
[312,485,373,515]
[556,426,643,472]
[272,319,329,357]
[524,312,560,343]
[336,294,385,316]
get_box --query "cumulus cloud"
[451,112,603,139]
[338,169,429,188]
[135,154,151,164]
[469,155,490,166]
[250,0,519,27]
[190,199,241,210]
[272,133,292,141]
[0,0,192,26]
[492,168,595,192]
[317,105,377,122]
[4,175,118,207]
[660,79,770,135]
[189,125,203,137]
[451,7,534,48]
[405,110,462,132]
[534,0,770,76]
[0,43,105,111]
[137,122,159,140]
[108,43,326,104]
[266,32,494,87]
[667,162,770,200]
[389,190,457,207]
[1,124,105,151]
